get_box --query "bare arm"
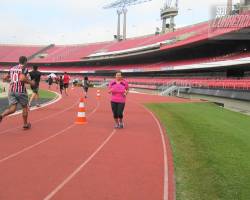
[3,74,10,82]
[19,74,35,86]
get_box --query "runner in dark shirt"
[48,76,53,89]
[59,76,64,94]
[82,76,90,98]
[29,65,42,107]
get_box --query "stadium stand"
[0,13,249,100]
[0,45,45,63]
[31,42,111,63]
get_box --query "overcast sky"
[0,0,239,45]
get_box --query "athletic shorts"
[31,86,39,94]
[8,92,28,107]
[64,83,69,88]
[83,87,89,92]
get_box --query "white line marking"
[0,91,63,135]
[0,91,98,135]
[129,90,158,96]
[0,101,100,164]
[128,97,169,200]
[142,106,169,200]
[12,90,62,116]
[0,125,74,164]
[43,129,116,200]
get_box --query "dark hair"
[33,65,38,71]
[19,56,28,65]
[84,76,88,80]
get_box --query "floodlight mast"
[161,0,179,33]
[104,0,152,40]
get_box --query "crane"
[104,0,152,40]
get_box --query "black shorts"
[64,83,69,88]
[31,86,39,94]
[83,87,89,92]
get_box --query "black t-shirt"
[59,79,64,86]
[29,70,41,86]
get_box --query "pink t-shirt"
[109,80,129,103]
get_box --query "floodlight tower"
[161,0,179,33]
[240,0,250,12]
[117,9,123,40]
[104,0,152,40]
[227,0,233,15]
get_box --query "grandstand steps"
[160,84,191,96]
[28,44,55,61]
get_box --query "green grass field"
[38,89,57,99]
[147,102,250,200]
[0,89,57,99]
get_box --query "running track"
[0,86,194,200]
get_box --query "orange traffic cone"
[75,98,87,124]
[96,90,101,99]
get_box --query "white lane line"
[43,129,117,200]
[0,100,78,136]
[129,97,169,200]
[0,125,75,164]
[142,106,169,200]
[0,101,100,164]
[0,90,96,135]
[0,91,64,135]
[10,90,62,116]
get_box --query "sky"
[0,0,240,45]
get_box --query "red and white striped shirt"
[9,64,28,93]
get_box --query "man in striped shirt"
[0,56,35,129]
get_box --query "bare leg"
[35,93,40,106]
[22,105,29,125]
[118,118,124,128]
[0,104,17,122]
[29,93,35,107]
[114,118,119,128]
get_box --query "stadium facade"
[0,3,250,100]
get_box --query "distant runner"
[63,72,70,96]
[82,76,90,98]
[59,76,64,95]
[29,65,42,107]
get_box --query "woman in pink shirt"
[108,72,129,129]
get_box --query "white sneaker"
[114,124,119,129]
[119,122,124,129]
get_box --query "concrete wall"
[181,88,250,101]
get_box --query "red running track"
[0,86,195,200]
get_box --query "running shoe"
[119,122,124,129]
[23,122,31,130]
[114,123,119,129]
